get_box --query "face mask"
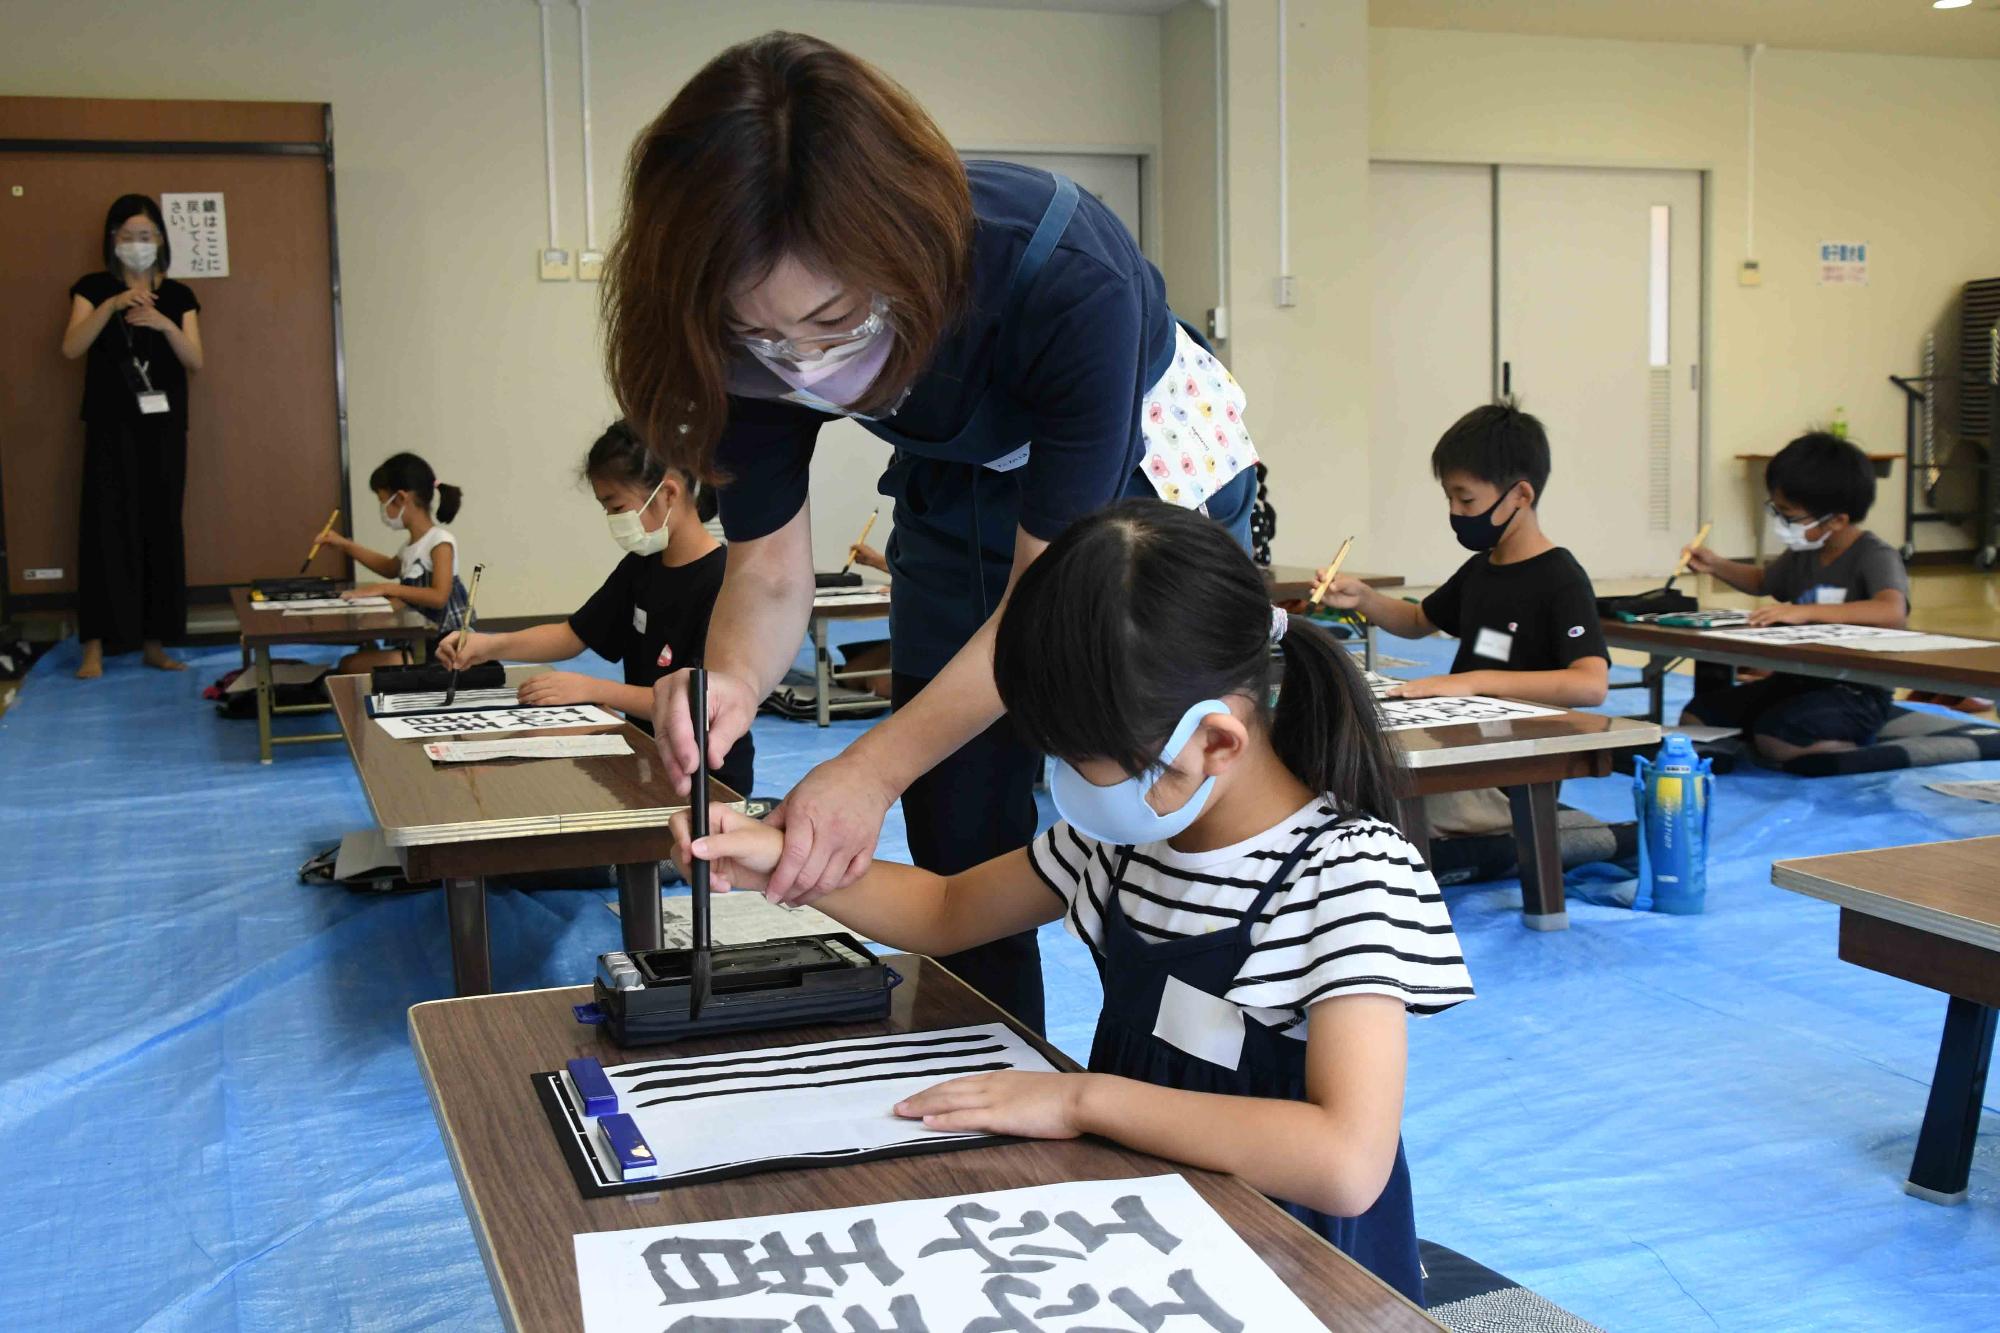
[606,476,670,556]
[752,327,894,409]
[115,241,158,273]
[1769,510,1830,553]
[1049,701,1229,847]
[379,496,406,532]
[1448,486,1521,552]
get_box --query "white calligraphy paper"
[573,1174,1330,1332]
[1375,695,1563,731]
[162,192,229,278]
[371,703,619,740]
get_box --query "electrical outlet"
[1274,275,1298,308]
[539,247,573,281]
[23,567,64,581]
[1207,306,1229,342]
[1738,259,1762,287]
[577,250,605,282]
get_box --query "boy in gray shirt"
[1679,432,1910,763]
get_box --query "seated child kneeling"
[1680,431,1910,762]
[321,451,468,673]
[438,421,753,794]
[673,499,1473,1305]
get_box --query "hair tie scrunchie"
[1270,604,1290,644]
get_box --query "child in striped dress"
[675,499,1473,1306]
[325,452,468,672]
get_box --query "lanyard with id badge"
[117,312,172,416]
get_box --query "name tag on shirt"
[984,443,1032,474]
[1152,975,1245,1071]
[1473,626,1514,663]
[137,391,170,415]
[1807,586,1847,606]
[632,606,647,634]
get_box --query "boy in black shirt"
[439,422,754,794]
[1679,432,1911,763]
[1321,404,1608,834]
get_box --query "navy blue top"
[714,160,1172,550]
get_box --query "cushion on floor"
[1420,1240,1606,1332]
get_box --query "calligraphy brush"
[688,667,712,1021]
[1308,535,1355,607]
[441,562,485,707]
[1665,522,1711,591]
[300,508,339,575]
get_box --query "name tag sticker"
[1152,975,1245,1071]
[632,606,647,634]
[1473,627,1514,663]
[1811,586,1847,605]
[984,443,1032,474]
[137,391,170,415]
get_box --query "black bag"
[1596,587,1697,619]
[370,661,505,694]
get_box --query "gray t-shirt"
[1763,530,1909,608]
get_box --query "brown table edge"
[1599,621,2000,695]
[408,962,1438,1332]
[1771,858,2000,954]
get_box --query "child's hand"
[341,583,393,601]
[516,670,599,707]
[848,542,889,574]
[1384,674,1462,699]
[1747,603,1815,627]
[1315,573,1369,610]
[1682,544,1723,575]
[668,805,786,894]
[435,630,492,671]
[893,1070,1088,1140]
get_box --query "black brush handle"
[688,668,712,1019]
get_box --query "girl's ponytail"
[434,483,463,523]
[1273,615,1401,823]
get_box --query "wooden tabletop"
[328,670,741,877]
[1772,836,2000,953]
[810,587,894,622]
[1600,618,2000,695]
[1396,706,1659,772]
[1266,565,1406,603]
[230,585,432,647]
[410,958,1438,1333]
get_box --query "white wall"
[1371,27,2000,559]
[0,0,1163,616]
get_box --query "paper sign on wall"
[1817,241,1866,286]
[163,193,229,278]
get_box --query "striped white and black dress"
[1027,798,1474,1027]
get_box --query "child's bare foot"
[76,641,104,679]
[142,642,187,672]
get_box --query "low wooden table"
[1396,709,1661,931]
[410,957,1441,1333]
[809,586,892,727]
[229,585,431,763]
[1772,836,2000,1205]
[1600,617,2000,723]
[329,669,742,995]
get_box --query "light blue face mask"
[1048,700,1230,847]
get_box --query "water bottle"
[1632,734,1714,914]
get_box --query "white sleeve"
[1228,818,1475,1017]
[1026,821,1111,955]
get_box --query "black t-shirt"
[69,272,200,427]
[1421,547,1610,674]
[568,546,755,795]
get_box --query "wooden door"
[0,97,345,606]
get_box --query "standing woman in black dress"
[59,194,205,678]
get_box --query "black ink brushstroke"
[625,1044,1009,1094]
[632,1060,1015,1108]
[615,1030,996,1079]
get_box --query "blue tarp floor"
[1,630,1994,1331]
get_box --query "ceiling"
[1370,0,2000,61]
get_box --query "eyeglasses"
[1765,501,1830,527]
[730,295,888,364]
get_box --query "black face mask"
[1449,486,1521,552]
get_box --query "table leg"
[1393,795,1431,867]
[255,644,274,765]
[1507,782,1568,931]
[813,615,832,728]
[1904,996,1996,1205]
[445,876,492,996]
[1643,653,1668,724]
[616,860,664,954]
[1364,622,1378,673]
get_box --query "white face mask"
[606,477,670,556]
[379,495,407,532]
[1768,510,1829,553]
[115,241,158,273]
